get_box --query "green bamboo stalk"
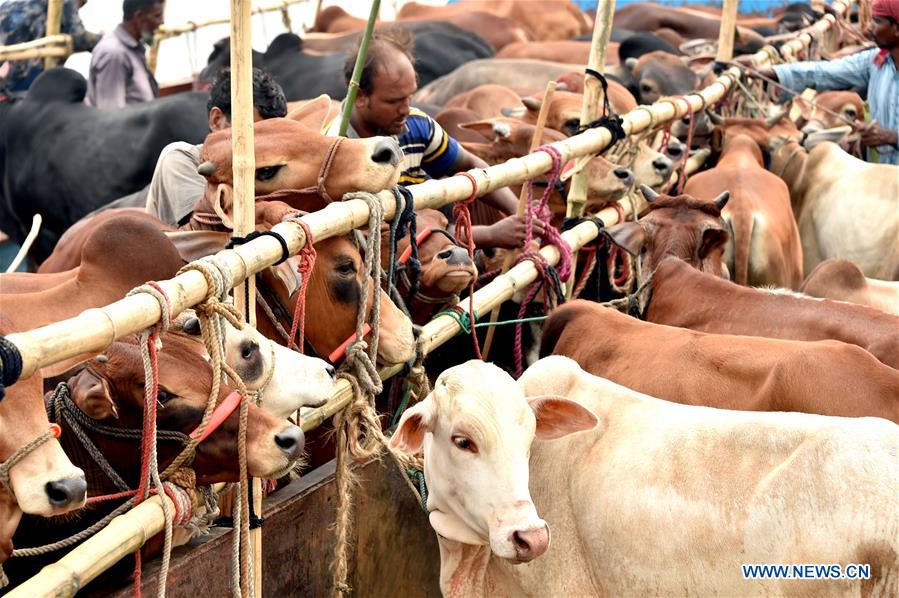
[338,0,381,137]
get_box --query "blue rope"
[392,186,421,303]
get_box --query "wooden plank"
[716,0,740,62]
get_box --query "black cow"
[200,23,494,101]
[0,68,208,260]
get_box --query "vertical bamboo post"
[43,0,63,70]
[481,81,557,359]
[230,0,260,595]
[716,0,740,61]
[338,0,381,137]
[564,0,614,300]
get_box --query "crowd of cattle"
[0,0,897,595]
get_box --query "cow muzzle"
[510,524,550,563]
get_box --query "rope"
[0,425,60,497]
[390,186,421,306]
[282,217,316,353]
[0,335,23,401]
[226,230,290,265]
[452,172,483,359]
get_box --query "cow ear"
[210,183,234,229]
[285,94,336,133]
[529,396,597,440]
[698,226,729,260]
[69,368,118,421]
[390,396,435,453]
[458,120,504,140]
[604,222,646,256]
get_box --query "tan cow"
[502,88,637,135]
[684,134,803,288]
[497,40,619,65]
[801,258,899,316]
[724,118,899,280]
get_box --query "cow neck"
[437,539,504,598]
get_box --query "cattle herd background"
[0,0,898,596]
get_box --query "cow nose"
[325,364,337,380]
[45,475,87,508]
[447,247,474,266]
[652,156,673,175]
[511,525,550,562]
[274,425,304,460]
[612,167,634,182]
[371,139,401,166]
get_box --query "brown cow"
[399,9,531,51]
[613,3,768,43]
[503,88,637,135]
[801,259,899,316]
[380,209,477,325]
[497,40,620,65]
[605,189,899,370]
[794,90,865,135]
[541,300,899,423]
[6,333,303,586]
[310,5,369,33]
[684,134,803,288]
[445,84,526,119]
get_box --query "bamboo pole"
[2,3,854,591]
[229,0,261,594]
[481,81,557,359]
[0,34,70,62]
[716,0,740,62]
[153,0,309,41]
[565,0,615,222]
[43,0,63,70]
[337,0,381,137]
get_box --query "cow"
[444,84,525,119]
[391,357,898,597]
[414,59,583,107]
[612,3,774,41]
[309,5,368,33]
[199,26,494,101]
[724,117,899,280]
[793,90,865,135]
[502,88,637,135]
[5,332,306,586]
[683,134,803,288]
[541,300,899,422]
[497,40,619,65]
[619,50,698,106]
[380,209,477,325]
[0,69,209,261]
[800,258,899,316]
[397,0,591,41]
[605,188,899,370]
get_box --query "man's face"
[869,16,899,49]
[138,2,165,41]
[355,52,417,136]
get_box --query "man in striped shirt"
[327,29,544,249]
[757,0,899,164]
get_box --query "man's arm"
[62,0,100,51]
[89,50,129,109]
[769,48,875,95]
[145,143,207,226]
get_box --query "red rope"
[286,218,317,353]
[452,172,482,360]
[605,203,631,287]
[674,97,695,194]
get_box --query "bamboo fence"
[4,0,853,594]
[0,34,71,63]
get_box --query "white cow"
[393,357,899,597]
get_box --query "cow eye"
[336,261,356,276]
[845,109,857,119]
[241,341,258,361]
[255,165,282,182]
[640,83,653,93]
[157,389,176,404]
[437,249,452,260]
[452,436,478,453]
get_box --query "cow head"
[503,88,635,137]
[178,313,337,419]
[260,233,416,366]
[794,91,863,140]
[65,334,305,485]
[197,100,402,213]
[390,360,596,562]
[605,185,731,283]
[0,374,86,519]
[381,209,478,324]
[624,51,698,105]
[459,118,568,164]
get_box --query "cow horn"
[707,110,725,126]
[197,160,218,176]
[764,108,789,129]
[712,191,730,210]
[639,184,661,202]
[522,97,542,112]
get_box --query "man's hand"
[859,122,899,149]
[476,215,546,250]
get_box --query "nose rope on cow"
[293,136,346,203]
[0,424,61,498]
[390,186,422,308]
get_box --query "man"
[0,0,100,92]
[145,67,288,226]
[327,29,543,249]
[86,0,162,109]
[752,0,899,164]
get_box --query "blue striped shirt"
[774,49,899,164]
[326,108,460,184]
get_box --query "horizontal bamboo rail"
[5,1,852,594]
[154,0,308,40]
[0,34,70,62]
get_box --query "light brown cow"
[309,5,369,33]
[503,88,637,135]
[497,40,619,65]
[445,84,525,119]
[723,117,899,280]
[398,7,531,51]
[801,258,899,316]
[684,134,803,288]
[541,300,899,422]
[794,90,864,135]
[606,189,899,370]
